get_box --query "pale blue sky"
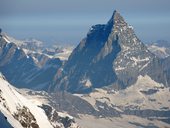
[0,0,170,44]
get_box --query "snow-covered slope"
[0,74,54,128]
[0,109,22,128]
[75,75,170,111]
[72,75,170,128]
[0,73,80,128]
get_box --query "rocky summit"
[52,10,169,93]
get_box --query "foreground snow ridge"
[0,73,80,128]
[0,74,54,128]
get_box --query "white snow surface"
[2,33,24,46]
[0,75,54,128]
[0,108,23,128]
[18,89,80,128]
[2,36,11,43]
[130,56,150,66]
[115,66,126,71]
[19,90,50,106]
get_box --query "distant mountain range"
[2,33,74,59]
[0,33,62,90]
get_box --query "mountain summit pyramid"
[52,10,167,93]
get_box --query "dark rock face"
[40,104,78,128]
[52,11,164,93]
[13,106,39,128]
[140,89,158,95]
[53,12,122,93]
[162,56,170,87]
[124,109,170,124]
[0,36,62,90]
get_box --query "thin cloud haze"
[0,0,169,44]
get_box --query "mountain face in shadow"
[52,11,167,93]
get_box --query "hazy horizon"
[0,0,170,45]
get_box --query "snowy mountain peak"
[107,10,125,26]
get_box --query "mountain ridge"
[0,33,62,90]
[52,10,162,93]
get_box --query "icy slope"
[0,74,54,128]
[18,89,81,128]
[0,73,80,128]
